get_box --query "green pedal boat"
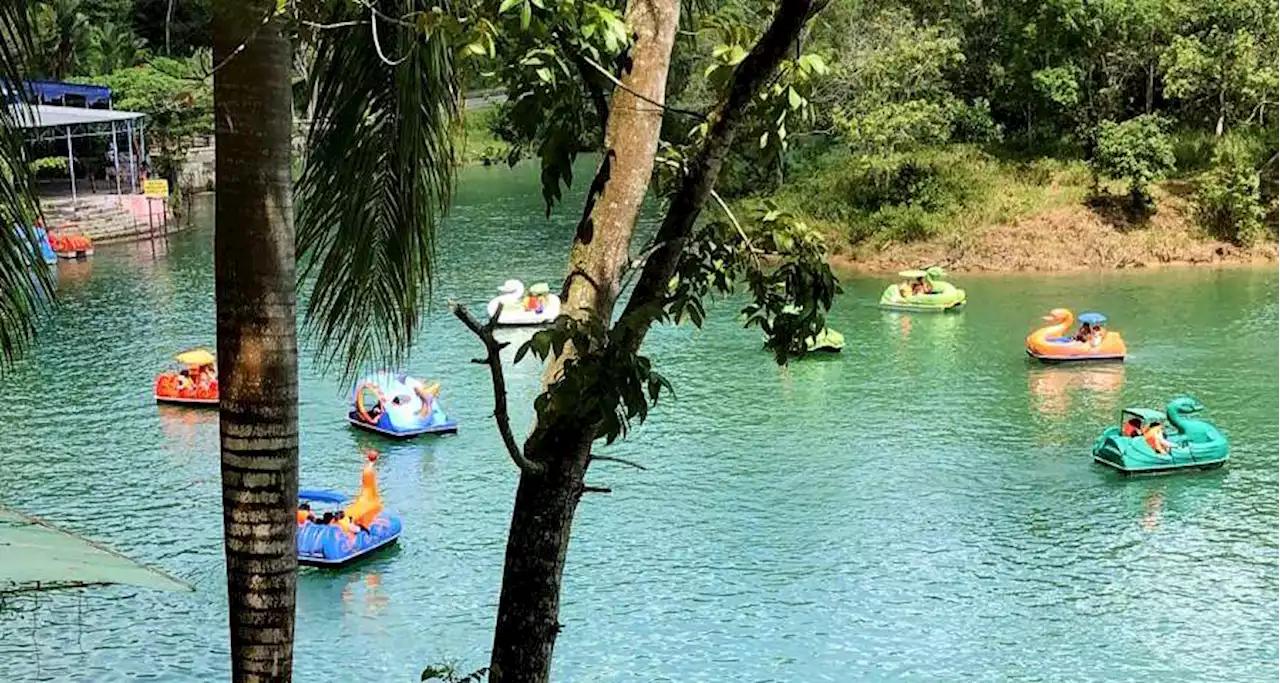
[1091,397,1229,474]
[879,266,966,311]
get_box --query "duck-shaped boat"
[486,279,560,326]
[348,371,458,438]
[296,454,402,565]
[879,267,966,311]
[154,348,219,406]
[1091,396,1229,474]
[1026,309,1126,361]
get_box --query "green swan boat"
[1091,396,1229,475]
[879,266,966,311]
[806,327,844,353]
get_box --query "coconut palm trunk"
[212,1,298,681]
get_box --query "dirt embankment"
[830,184,1279,273]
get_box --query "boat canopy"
[174,348,215,366]
[1122,408,1166,424]
[1078,312,1108,325]
[528,282,551,296]
[897,269,928,279]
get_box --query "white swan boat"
[486,279,561,326]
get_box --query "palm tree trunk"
[212,1,298,681]
[487,0,680,680]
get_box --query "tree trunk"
[213,2,298,682]
[1145,62,1154,114]
[166,0,175,55]
[486,0,680,680]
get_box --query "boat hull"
[155,394,219,406]
[347,413,458,438]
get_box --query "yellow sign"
[143,179,169,198]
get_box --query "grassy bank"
[743,141,1278,272]
[456,105,509,166]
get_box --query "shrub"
[1194,142,1267,246]
[1093,114,1176,210]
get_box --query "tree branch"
[591,455,648,470]
[618,0,821,344]
[580,54,707,121]
[582,485,613,494]
[451,302,546,475]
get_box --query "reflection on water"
[1028,362,1127,417]
[1141,487,1165,531]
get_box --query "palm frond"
[296,0,459,378]
[0,3,54,370]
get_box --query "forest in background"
[24,0,1279,265]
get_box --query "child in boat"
[1143,422,1177,454]
[1089,325,1105,346]
[1074,323,1092,343]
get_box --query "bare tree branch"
[451,302,546,475]
[590,455,648,471]
[579,54,708,121]
[582,485,613,494]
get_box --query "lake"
[0,163,1276,682]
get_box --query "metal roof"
[0,507,191,594]
[11,103,145,129]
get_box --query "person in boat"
[1073,322,1092,343]
[1089,325,1105,346]
[296,502,314,525]
[1143,421,1177,455]
[1122,417,1143,437]
[909,276,933,296]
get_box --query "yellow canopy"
[174,349,215,366]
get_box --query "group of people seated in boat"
[521,291,549,312]
[176,363,217,392]
[297,452,383,535]
[1073,322,1106,346]
[1122,417,1178,454]
[898,276,933,297]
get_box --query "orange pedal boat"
[155,348,219,406]
[47,232,94,259]
[1026,308,1126,362]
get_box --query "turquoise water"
[0,164,1277,682]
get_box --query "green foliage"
[1194,141,1268,245]
[516,314,675,445]
[1093,114,1176,208]
[27,156,69,179]
[1162,29,1277,132]
[295,0,459,377]
[31,0,92,79]
[73,55,212,181]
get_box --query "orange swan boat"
[1026,308,1126,362]
[154,348,219,405]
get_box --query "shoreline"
[823,190,1278,275]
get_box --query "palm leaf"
[0,3,54,371]
[296,0,459,377]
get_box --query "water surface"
[0,165,1276,682]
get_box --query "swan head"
[1042,308,1071,322]
[498,279,524,296]
[1167,396,1204,414]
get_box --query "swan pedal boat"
[296,489,402,566]
[1026,309,1126,362]
[879,267,966,312]
[154,349,219,406]
[807,327,844,352]
[348,372,458,438]
[487,279,561,326]
[1091,397,1229,475]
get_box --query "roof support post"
[126,119,137,193]
[111,121,121,197]
[65,125,76,205]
